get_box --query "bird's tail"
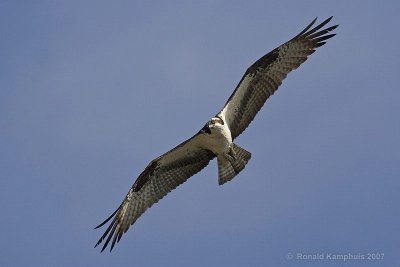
[217,143,251,185]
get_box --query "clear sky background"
[1,1,399,266]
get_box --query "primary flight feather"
[95,17,338,252]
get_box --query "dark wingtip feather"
[293,17,318,39]
[314,33,337,43]
[101,222,118,252]
[94,214,119,252]
[308,26,338,40]
[328,24,339,31]
[110,228,120,252]
[94,206,120,229]
[303,16,333,37]
[292,17,338,42]
[117,231,123,242]
[315,41,326,47]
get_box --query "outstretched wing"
[219,17,338,140]
[94,133,215,252]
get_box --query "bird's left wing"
[94,133,215,252]
[219,17,338,140]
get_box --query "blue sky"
[1,1,399,266]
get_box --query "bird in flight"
[95,17,338,252]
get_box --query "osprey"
[95,17,338,252]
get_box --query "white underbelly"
[204,124,232,156]
[207,135,230,155]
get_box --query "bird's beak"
[200,122,211,134]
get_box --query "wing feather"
[94,134,215,252]
[219,17,338,140]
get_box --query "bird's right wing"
[219,17,338,140]
[94,133,215,252]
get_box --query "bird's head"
[209,117,224,127]
[200,116,224,134]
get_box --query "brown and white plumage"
[95,17,338,252]
[219,17,338,140]
[95,134,215,252]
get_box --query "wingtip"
[100,240,110,253]
[321,16,333,25]
[94,238,103,249]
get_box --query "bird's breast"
[204,123,232,156]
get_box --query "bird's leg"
[225,145,237,163]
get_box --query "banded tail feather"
[218,143,251,185]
